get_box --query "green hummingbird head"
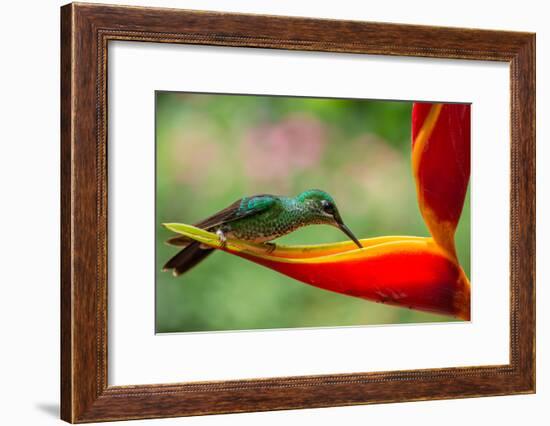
[296,189,363,248]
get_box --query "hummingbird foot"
[263,242,277,254]
[216,229,228,249]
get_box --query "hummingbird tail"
[163,241,214,277]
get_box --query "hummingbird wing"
[195,194,278,229]
[165,195,278,246]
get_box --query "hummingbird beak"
[338,223,363,249]
[333,214,363,249]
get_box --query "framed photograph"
[60,2,535,423]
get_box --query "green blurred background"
[155,92,470,333]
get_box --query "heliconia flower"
[164,102,471,320]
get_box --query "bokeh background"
[155,92,470,333]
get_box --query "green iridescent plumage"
[163,189,361,277]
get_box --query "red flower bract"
[235,238,469,319]
[412,103,471,259]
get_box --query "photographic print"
[156,93,470,333]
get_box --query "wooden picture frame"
[60,2,535,423]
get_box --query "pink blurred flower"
[242,115,327,184]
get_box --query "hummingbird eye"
[321,199,334,214]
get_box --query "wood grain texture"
[60,4,73,421]
[60,2,536,423]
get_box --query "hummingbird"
[163,189,363,277]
